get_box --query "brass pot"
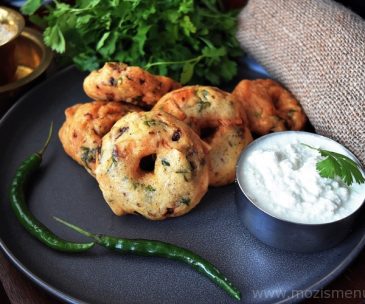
[0,25,53,115]
[0,6,25,85]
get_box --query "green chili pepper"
[9,123,94,252]
[54,217,241,300]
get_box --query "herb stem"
[145,55,204,70]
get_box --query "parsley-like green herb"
[253,111,262,118]
[80,146,97,169]
[302,144,365,186]
[145,185,156,192]
[200,89,210,99]
[197,101,211,112]
[175,169,191,174]
[21,0,42,15]
[111,148,119,164]
[131,181,141,190]
[196,89,212,112]
[107,148,119,171]
[21,0,241,84]
[175,169,192,182]
[131,182,155,192]
[144,120,158,127]
[161,159,170,166]
[287,109,296,117]
[180,197,191,205]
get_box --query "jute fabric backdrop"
[237,0,365,165]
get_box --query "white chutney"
[239,132,365,224]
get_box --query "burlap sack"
[237,0,365,165]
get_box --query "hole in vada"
[200,126,217,141]
[139,154,156,172]
[172,129,181,141]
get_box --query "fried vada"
[154,86,253,186]
[83,62,181,108]
[95,111,209,220]
[59,101,141,175]
[232,79,307,136]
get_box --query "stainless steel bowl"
[235,131,365,253]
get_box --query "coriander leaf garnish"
[302,144,365,186]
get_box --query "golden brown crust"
[154,85,253,186]
[58,101,141,175]
[95,111,209,220]
[232,79,307,135]
[83,62,181,108]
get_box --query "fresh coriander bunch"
[22,0,242,85]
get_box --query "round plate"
[1,66,365,304]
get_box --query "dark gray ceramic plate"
[1,65,365,304]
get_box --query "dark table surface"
[1,0,365,303]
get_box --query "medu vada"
[95,111,209,220]
[232,79,307,136]
[83,62,181,108]
[59,101,141,176]
[154,86,253,186]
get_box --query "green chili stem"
[38,121,54,155]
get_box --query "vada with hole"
[154,86,253,186]
[232,79,307,136]
[83,62,181,108]
[95,111,209,220]
[59,101,141,175]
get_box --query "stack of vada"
[59,62,307,220]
